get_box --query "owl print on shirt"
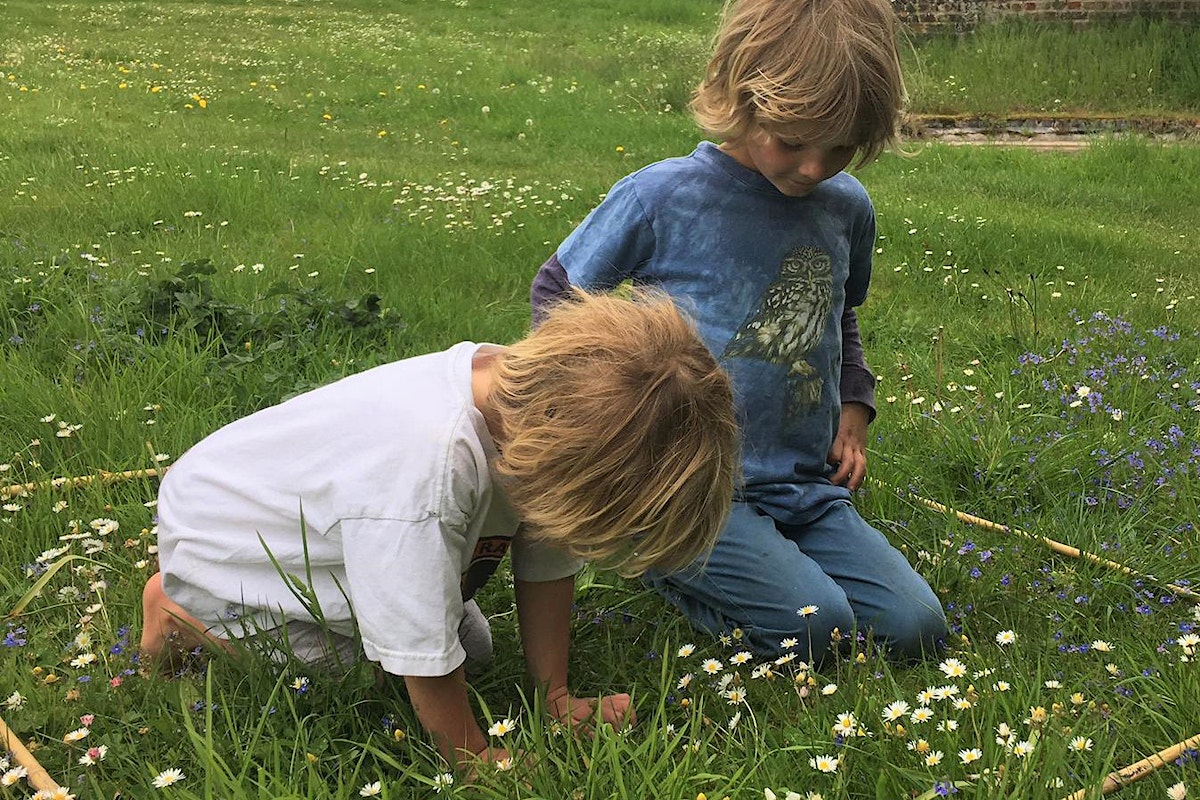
[722,246,833,412]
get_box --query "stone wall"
[894,0,1200,32]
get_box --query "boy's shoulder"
[623,142,720,185]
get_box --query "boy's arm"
[515,575,634,728]
[829,308,876,490]
[403,668,495,768]
[530,254,574,326]
[531,175,656,324]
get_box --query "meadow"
[2,1,1199,798]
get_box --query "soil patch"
[904,114,1200,150]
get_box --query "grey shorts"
[209,619,361,672]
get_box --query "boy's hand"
[828,401,870,490]
[547,689,636,733]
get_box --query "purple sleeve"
[840,307,877,422]
[530,253,573,327]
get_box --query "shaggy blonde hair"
[490,289,739,577]
[692,0,906,166]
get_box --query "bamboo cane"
[1,467,165,501]
[1060,732,1200,800]
[873,479,1200,603]
[0,715,61,792]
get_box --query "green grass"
[3,2,1200,799]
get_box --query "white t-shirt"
[157,342,582,677]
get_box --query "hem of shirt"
[366,640,467,678]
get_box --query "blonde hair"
[692,0,906,166]
[489,289,739,577]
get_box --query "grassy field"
[2,1,1199,798]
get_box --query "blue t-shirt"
[555,142,876,524]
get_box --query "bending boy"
[140,289,738,771]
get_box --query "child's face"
[723,130,856,197]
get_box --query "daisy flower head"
[925,750,944,767]
[959,748,982,765]
[995,630,1017,646]
[724,687,747,705]
[832,712,858,736]
[3,766,29,787]
[432,772,454,793]
[63,727,89,743]
[359,781,382,797]
[1166,781,1187,800]
[780,637,799,650]
[494,757,513,772]
[809,754,839,773]
[487,718,517,737]
[34,789,76,800]
[729,651,753,666]
[1070,736,1094,752]
[938,658,967,678]
[797,605,820,617]
[152,768,186,788]
[677,643,696,658]
[70,653,96,668]
[1090,640,1114,653]
[751,663,775,680]
[910,707,934,724]
[1011,740,1034,758]
[882,700,911,722]
[702,658,723,675]
[678,673,694,690]
[1026,706,1048,725]
[821,683,838,696]
[79,745,108,766]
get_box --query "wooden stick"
[1060,732,1200,800]
[1,467,165,501]
[874,479,1200,603]
[0,714,61,792]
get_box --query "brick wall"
[894,0,1200,32]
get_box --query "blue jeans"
[645,499,946,662]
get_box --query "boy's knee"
[141,573,166,620]
[874,603,947,660]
